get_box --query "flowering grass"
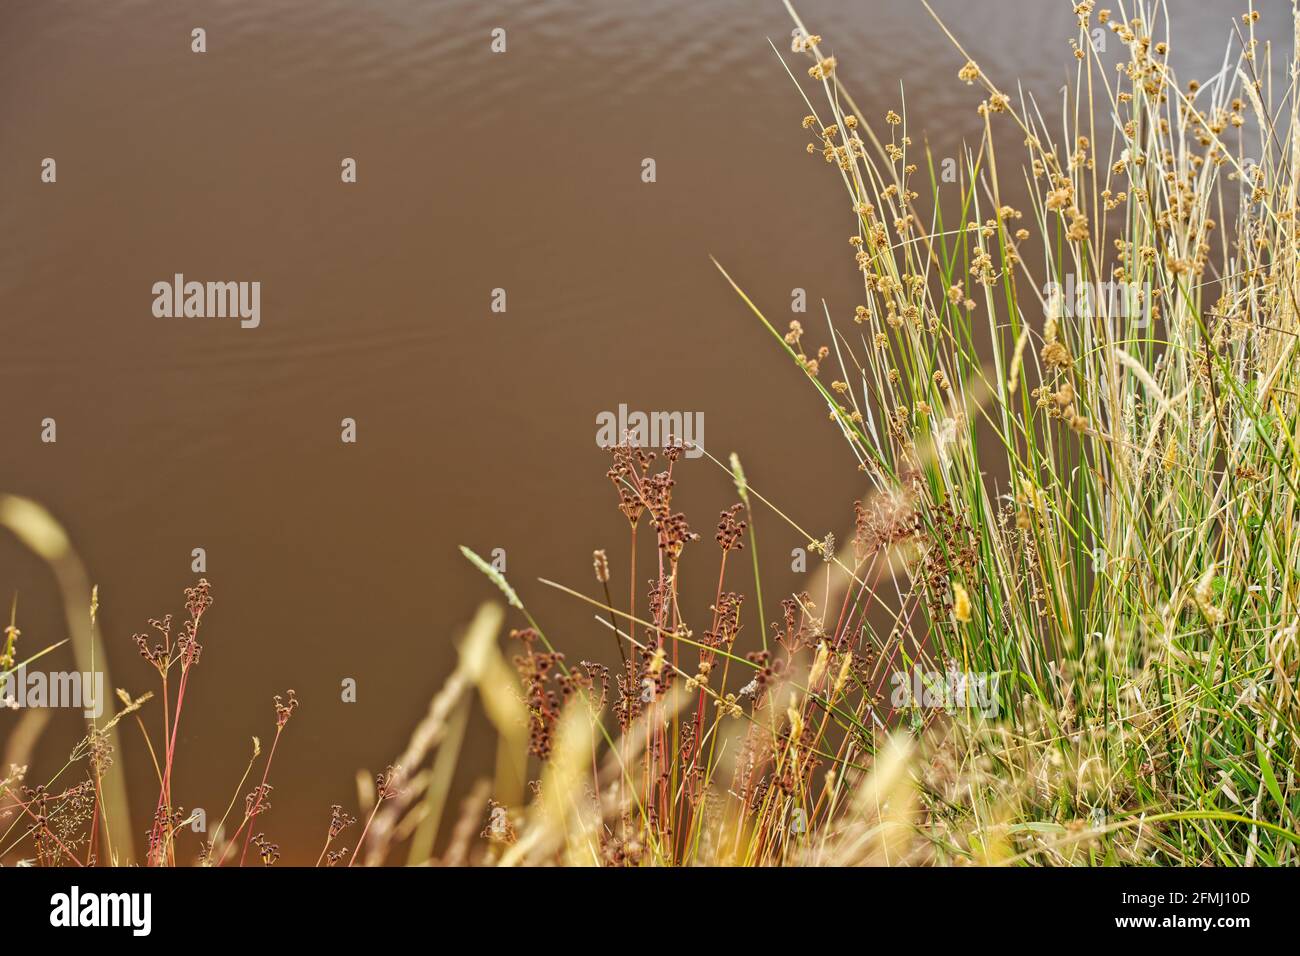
[454,0,1300,866]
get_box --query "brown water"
[0,0,1286,863]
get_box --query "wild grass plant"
[453,0,1300,866]
[3,0,1300,867]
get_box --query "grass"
[2,0,1299,867]
[448,0,1300,866]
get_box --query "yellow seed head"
[952,582,972,623]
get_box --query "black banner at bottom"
[0,865,1277,943]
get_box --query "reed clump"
[449,0,1300,866]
